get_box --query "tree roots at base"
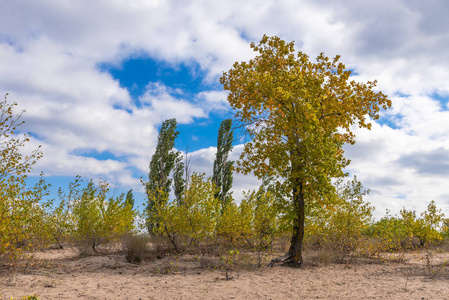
[267,253,302,268]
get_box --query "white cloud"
[195,90,230,115]
[1,0,449,217]
[344,118,449,218]
[140,82,206,124]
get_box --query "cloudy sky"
[1,0,449,218]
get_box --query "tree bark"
[268,176,305,268]
[269,147,305,268]
[286,178,305,267]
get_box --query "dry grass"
[121,233,149,263]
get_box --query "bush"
[149,173,220,252]
[363,200,447,260]
[0,95,49,261]
[216,200,252,247]
[363,212,413,261]
[216,187,282,251]
[400,200,445,246]
[68,177,135,253]
[42,186,76,249]
[122,233,149,263]
[305,176,373,261]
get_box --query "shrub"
[400,200,445,246]
[216,187,282,254]
[122,233,149,263]
[305,176,373,261]
[0,95,48,261]
[363,200,446,259]
[150,173,220,252]
[68,177,135,253]
[42,186,76,249]
[216,200,252,247]
[364,211,412,258]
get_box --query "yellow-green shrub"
[69,178,135,252]
[0,176,51,260]
[150,173,220,251]
[400,200,445,246]
[0,95,48,261]
[217,189,281,249]
[364,211,411,254]
[305,176,373,256]
[216,200,252,246]
[364,200,446,254]
[42,187,76,249]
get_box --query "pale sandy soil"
[1,248,448,299]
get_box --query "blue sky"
[2,0,449,218]
[99,57,231,152]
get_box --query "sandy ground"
[1,247,448,299]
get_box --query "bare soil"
[1,247,448,299]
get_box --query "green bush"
[400,200,445,246]
[0,96,49,261]
[150,173,220,252]
[68,177,135,253]
[364,211,412,254]
[305,176,373,259]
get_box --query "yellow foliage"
[220,36,391,264]
[0,95,47,261]
[217,189,282,249]
[69,177,135,252]
[305,176,373,256]
[150,173,220,251]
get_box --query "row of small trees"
[146,149,449,260]
[305,177,449,260]
[148,173,281,253]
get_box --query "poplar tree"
[173,146,192,206]
[212,119,234,207]
[220,35,391,267]
[173,155,185,206]
[124,189,134,208]
[146,118,180,232]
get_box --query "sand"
[1,248,448,299]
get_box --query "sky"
[1,0,449,219]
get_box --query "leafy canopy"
[220,35,391,197]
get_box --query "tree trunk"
[286,179,305,267]
[269,161,305,268]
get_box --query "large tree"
[220,36,391,267]
[212,118,234,208]
[146,118,180,232]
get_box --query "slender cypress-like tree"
[146,118,180,232]
[124,189,134,209]
[173,155,185,206]
[212,119,234,207]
